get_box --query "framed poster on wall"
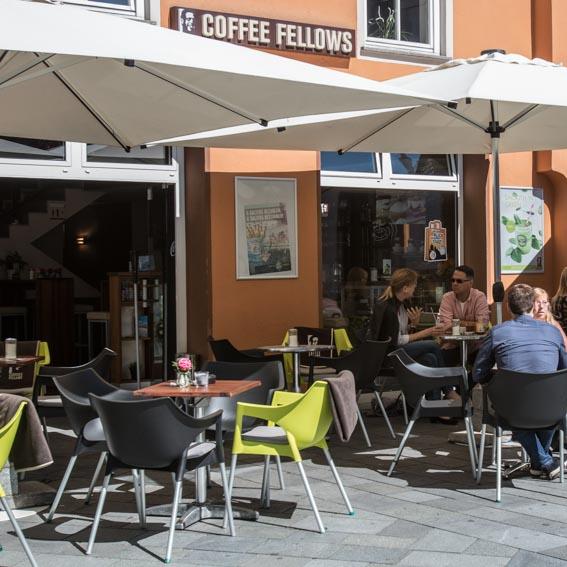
[235,177,298,280]
[500,187,544,274]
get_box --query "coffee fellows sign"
[172,7,355,58]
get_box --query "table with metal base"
[134,380,261,529]
[257,344,334,392]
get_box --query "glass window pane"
[400,0,430,44]
[390,154,451,176]
[321,186,457,344]
[86,144,171,165]
[0,137,65,161]
[367,0,398,40]
[321,152,377,173]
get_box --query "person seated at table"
[371,268,459,420]
[534,287,567,349]
[473,283,567,480]
[438,265,490,366]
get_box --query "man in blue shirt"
[473,284,567,479]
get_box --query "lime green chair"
[0,402,38,567]
[229,381,353,533]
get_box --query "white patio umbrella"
[163,51,567,281]
[0,0,444,150]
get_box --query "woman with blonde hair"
[552,267,567,333]
[534,287,567,349]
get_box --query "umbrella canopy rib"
[133,62,268,127]
[338,107,415,154]
[502,104,540,130]
[0,53,55,88]
[41,57,130,151]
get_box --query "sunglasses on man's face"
[451,278,470,284]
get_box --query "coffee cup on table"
[195,371,209,387]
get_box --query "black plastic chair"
[386,349,477,478]
[203,360,286,501]
[32,348,117,436]
[86,394,232,563]
[46,368,131,522]
[477,368,567,501]
[307,339,393,445]
[209,337,283,365]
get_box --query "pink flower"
[176,357,192,373]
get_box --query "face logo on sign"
[180,11,196,33]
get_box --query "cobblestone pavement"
[2,412,567,566]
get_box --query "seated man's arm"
[472,333,495,383]
[438,294,453,329]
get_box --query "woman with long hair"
[552,268,567,333]
[371,268,458,421]
[534,287,567,349]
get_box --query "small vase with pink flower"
[172,355,194,388]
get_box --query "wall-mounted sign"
[424,220,447,262]
[500,187,544,274]
[172,7,355,58]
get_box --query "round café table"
[134,379,261,529]
[441,333,486,369]
[257,344,334,392]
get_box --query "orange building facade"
[158,0,567,358]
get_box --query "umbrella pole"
[491,135,501,283]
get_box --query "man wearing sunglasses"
[438,265,490,366]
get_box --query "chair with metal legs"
[46,368,133,522]
[203,360,286,496]
[88,394,233,563]
[386,349,477,478]
[476,368,567,502]
[307,339,394,444]
[0,402,38,567]
[32,348,117,437]
[228,380,353,534]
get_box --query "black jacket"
[371,296,408,348]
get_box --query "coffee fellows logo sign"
[172,7,355,58]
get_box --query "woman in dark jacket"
[372,268,444,366]
[372,268,458,419]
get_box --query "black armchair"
[86,394,232,563]
[477,368,567,501]
[46,368,131,522]
[32,348,117,436]
[386,349,476,478]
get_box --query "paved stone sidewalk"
[2,414,567,566]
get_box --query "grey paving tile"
[327,543,406,564]
[507,550,567,566]
[398,550,510,566]
[411,528,476,552]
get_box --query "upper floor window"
[63,0,143,18]
[0,138,66,161]
[321,152,378,174]
[362,0,447,59]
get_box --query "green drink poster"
[500,187,544,274]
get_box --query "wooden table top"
[133,379,261,398]
[0,356,44,368]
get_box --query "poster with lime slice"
[500,187,544,274]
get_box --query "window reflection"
[86,144,171,166]
[0,137,65,161]
[390,154,453,176]
[321,187,457,343]
[321,152,378,173]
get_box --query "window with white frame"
[62,0,144,18]
[363,0,445,56]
